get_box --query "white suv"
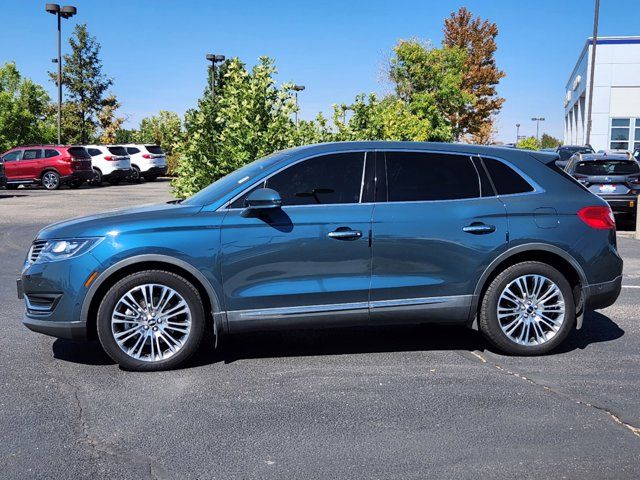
[124,144,167,182]
[85,145,132,186]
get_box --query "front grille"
[29,240,47,263]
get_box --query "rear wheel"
[88,168,103,186]
[479,261,575,355]
[96,270,206,371]
[128,165,141,183]
[41,171,61,190]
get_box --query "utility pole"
[516,123,521,144]
[585,0,600,146]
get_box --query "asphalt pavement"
[1,181,638,479]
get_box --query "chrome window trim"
[219,149,370,211]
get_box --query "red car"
[0,145,93,190]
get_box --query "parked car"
[0,145,93,190]
[84,145,132,186]
[0,158,6,188]
[123,144,167,182]
[555,145,594,169]
[19,142,623,371]
[564,152,640,225]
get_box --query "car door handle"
[463,223,496,234]
[328,229,362,240]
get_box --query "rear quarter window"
[481,157,534,195]
[45,149,60,158]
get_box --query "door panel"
[20,149,43,179]
[220,204,373,331]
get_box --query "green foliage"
[517,136,540,150]
[135,110,184,175]
[540,133,561,149]
[172,57,298,198]
[50,24,113,143]
[0,62,55,152]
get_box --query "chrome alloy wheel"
[111,284,192,362]
[497,274,566,346]
[42,172,59,189]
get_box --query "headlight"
[32,238,103,264]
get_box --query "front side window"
[22,149,42,160]
[610,118,631,150]
[384,152,479,202]
[2,150,22,162]
[482,157,534,195]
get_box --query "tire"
[96,270,206,371]
[68,179,83,189]
[479,261,575,355]
[128,165,141,183]
[88,168,103,186]
[41,171,61,190]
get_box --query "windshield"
[181,151,290,206]
[575,160,640,176]
[558,147,594,161]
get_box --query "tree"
[540,133,561,149]
[443,7,505,140]
[172,57,298,198]
[50,24,113,143]
[388,39,473,140]
[517,136,540,150]
[0,62,55,152]
[98,94,124,144]
[136,111,183,156]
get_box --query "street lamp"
[46,4,77,145]
[291,84,305,125]
[205,54,226,100]
[531,117,545,142]
[516,123,521,144]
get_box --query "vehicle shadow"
[0,193,29,199]
[51,311,624,369]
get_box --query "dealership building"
[564,36,640,151]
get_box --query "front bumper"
[23,316,88,340]
[585,275,623,310]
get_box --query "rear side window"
[107,146,128,156]
[87,148,102,157]
[575,160,640,175]
[127,147,140,155]
[22,149,42,160]
[67,147,91,159]
[384,152,479,202]
[146,145,164,155]
[2,150,22,161]
[45,149,60,158]
[482,157,534,195]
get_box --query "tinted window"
[44,149,60,158]
[88,148,102,157]
[127,147,140,155]
[575,160,640,176]
[472,156,495,197]
[146,145,164,155]
[67,147,91,159]
[384,152,479,202]
[2,151,22,162]
[482,157,534,195]
[558,146,593,161]
[266,152,364,206]
[22,149,42,160]
[107,146,128,156]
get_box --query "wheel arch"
[469,243,587,329]
[81,255,223,340]
[40,167,61,178]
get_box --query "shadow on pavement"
[50,311,624,369]
[0,193,29,199]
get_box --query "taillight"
[578,206,616,230]
[104,155,114,161]
[61,155,72,163]
[142,154,152,159]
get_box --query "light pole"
[291,85,305,125]
[531,117,545,142]
[516,123,521,144]
[45,4,77,145]
[585,0,600,146]
[205,54,226,100]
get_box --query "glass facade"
[610,118,639,151]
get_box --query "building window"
[635,119,640,151]
[610,118,631,150]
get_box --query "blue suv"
[18,142,623,370]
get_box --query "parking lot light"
[531,117,545,142]
[205,54,226,99]
[291,85,305,125]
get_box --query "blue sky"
[1,0,639,142]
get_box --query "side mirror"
[242,188,282,216]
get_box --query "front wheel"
[96,270,206,371]
[479,261,575,355]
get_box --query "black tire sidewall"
[480,261,576,355]
[96,270,206,371]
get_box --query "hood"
[37,202,203,240]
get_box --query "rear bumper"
[142,166,167,177]
[585,275,622,310]
[601,195,637,214]
[104,168,131,180]
[23,316,87,340]
[63,170,94,183]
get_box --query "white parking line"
[622,285,640,289]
